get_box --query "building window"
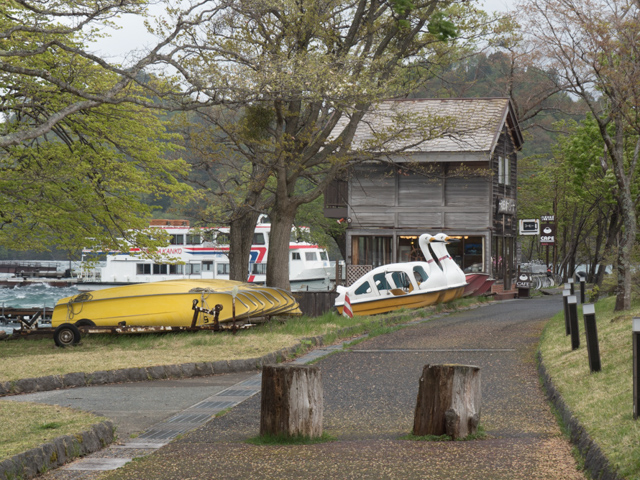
[305,252,317,261]
[136,263,151,275]
[202,261,213,271]
[292,252,301,261]
[319,251,328,261]
[351,236,392,266]
[188,263,201,274]
[498,156,510,185]
[217,263,230,275]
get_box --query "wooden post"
[413,364,481,440]
[260,364,323,438]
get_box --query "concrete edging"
[537,351,622,480]
[0,421,115,480]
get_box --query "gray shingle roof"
[335,98,520,154]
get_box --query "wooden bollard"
[413,364,481,440]
[260,364,323,438]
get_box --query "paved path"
[15,296,585,479]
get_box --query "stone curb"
[0,421,115,480]
[537,351,621,480]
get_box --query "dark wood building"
[324,98,523,288]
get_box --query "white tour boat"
[78,216,333,289]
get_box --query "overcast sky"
[92,0,511,62]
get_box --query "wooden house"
[324,98,523,289]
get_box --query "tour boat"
[51,279,301,328]
[78,216,332,289]
[334,234,466,316]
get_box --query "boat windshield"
[390,271,411,289]
[354,281,372,295]
[373,272,391,291]
[413,266,429,283]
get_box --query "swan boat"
[51,279,301,328]
[334,234,467,316]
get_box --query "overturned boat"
[335,234,467,317]
[51,279,301,329]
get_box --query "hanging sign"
[540,223,556,245]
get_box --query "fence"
[292,291,339,318]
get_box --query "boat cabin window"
[390,271,411,289]
[188,263,201,274]
[319,251,328,261]
[136,263,151,275]
[186,234,201,245]
[305,252,317,261]
[251,263,267,274]
[217,263,230,275]
[169,234,184,245]
[373,272,391,291]
[354,281,372,295]
[216,233,230,245]
[169,264,184,274]
[253,233,266,245]
[292,252,301,261]
[153,264,168,274]
[413,266,429,283]
[202,261,213,272]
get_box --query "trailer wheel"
[54,323,81,347]
[75,319,96,328]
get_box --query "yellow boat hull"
[52,279,300,328]
[336,288,450,317]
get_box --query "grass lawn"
[0,400,104,461]
[539,295,640,479]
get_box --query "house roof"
[336,97,523,154]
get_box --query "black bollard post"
[568,295,579,350]
[582,304,601,373]
[580,278,586,304]
[563,289,571,336]
[568,278,575,295]
[634,319,640,419]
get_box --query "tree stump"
[260,364,323,438]
[413,364,481,440]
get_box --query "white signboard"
[519,219,540,235]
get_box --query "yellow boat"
[52,279,301,328]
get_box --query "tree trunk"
[260,364,323,438]
[413,364,481,440]
[265,206,296,290]
[228,210,261,282]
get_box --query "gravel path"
[100,296,585,480]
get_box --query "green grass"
[539,295,640,479]
[0,401,104,461]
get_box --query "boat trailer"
[2,300,251,347]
